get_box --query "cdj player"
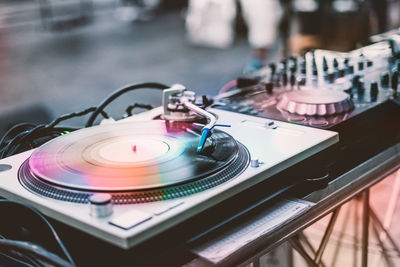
[0,32,399,266]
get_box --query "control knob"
[89,193,113,218]
[381,72,390,87]
[333,58,339,69]
[322,56,329,72]
[370,82,378,101]
[358,61,364,71]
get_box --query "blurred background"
[0,0,399,130]
[0,1,400,266]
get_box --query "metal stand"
[188,147,400,266]
[361,189,370,267]
[290,173,400,267]
[290,208,340,267]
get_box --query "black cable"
[0,250,36,267]
[85,82,169,127]
[0,240,73,267]
[0,123,35,150]
[0,128,37,158]
[1,84,167,157]
[0,199,75,266]
[6,126,63,157]
[9,127,60,156]
[1,125,45,158]
[125,103,154,116]
[47,106,109,128]
[0,106,109,158]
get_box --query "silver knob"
[89,193,113,218]
[251,158,260,168]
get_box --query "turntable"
[0,85,338,249]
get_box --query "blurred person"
[241,0,282,72]
[371,0,388,33]
[116,0,161,22]
[289,0,371,54]
[186,0,282,72]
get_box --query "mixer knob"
[348,65,355,74]
[352,75,361,87]
[357,81,365,96]
[89,193,113,218]
[367,60,373,68]
[344,57,350,66]
[352,75,364,95]
[358,61,364,71]
[312,68,318,76]
[327,72,336,83]
[370,82,378,101]
[333,58,339,69]
[323,56,329,72]
[312,55,317,75]
[381,72,390,87]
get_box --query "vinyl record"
[19,120,249,203]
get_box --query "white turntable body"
[0,108,338,249]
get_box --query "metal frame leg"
[361,189,370,267]
[290,170,400,267]
[353,199,360,267]
[381,169,400,240]
[297,233,327,267]
[290,208,341,267]
[298,232,317,255]
[370,208,400,256]
[289,237,319,267]
[314,207,341,264]
[331,201,353,267]
[370,218,394,267]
